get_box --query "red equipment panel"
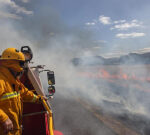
[22,103,50,135]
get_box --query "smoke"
[1,0,150,134]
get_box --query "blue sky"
[1,0,150,56]
[63,2,147,33]
[50,0,150,53]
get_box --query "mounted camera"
[21,46,33,62]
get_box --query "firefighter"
[0,48,41,135]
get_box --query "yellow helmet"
[1,48,25,61]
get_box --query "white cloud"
[21,0,30,3]
[0,0,33,15]
[94,40,107,44]
[99,15,111,25]
[132,19,138,23]
[93,46,101,49]
[114,20,126,24]
[111,20,143,30]
[116,32,145,39]
[85,22,96,26]
[0,11,22,20]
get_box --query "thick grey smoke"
[1,0,150,134]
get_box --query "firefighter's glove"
[37,95,48,103]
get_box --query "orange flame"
[79,67,150,92]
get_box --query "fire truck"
[20,46,63,135]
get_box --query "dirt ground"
[51,93,150,135]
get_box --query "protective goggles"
[19,61,25,68]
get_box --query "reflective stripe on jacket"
[0,91,20,101]
[0,66,39,135]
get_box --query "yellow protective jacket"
[0,66,39,135]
